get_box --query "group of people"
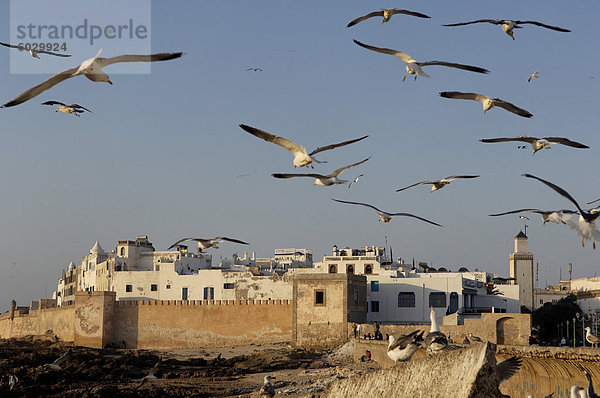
[353,322,385,341]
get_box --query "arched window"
[398,292,415,307]
[429,292,446,308]
[449,292,459,313]
[364,264,373,274]
[120,247,125,256]
[346,264,354,274]
[329,264,337,274]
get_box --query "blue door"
[182,287,188,300]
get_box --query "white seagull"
[585,327,600,348]
[523,174,600,249]
[528,71,539,82]
[480,136,589,155]
[239,124,368,168]
[42,101,92,117]
[424,307,450,354]
[570,386,586,398]
[489,208,577,225]
[42,349,70,371]
[348,174,364,188]
[331,199,443,226]
[442,19,570,40]
[346,8,430,28]
[2,49,186,108]
[133,360,160,387]
[272,157,370,186]
[354,40,489,81]
[259,375,276,397]
[439,91,533,118]
[168,237,249,253]
[0,41,71,58]
[387,330,424,362]
[396,175,479,193]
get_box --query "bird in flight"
[439,91,533,118]
[272,157,370,186]
[246,67,262,72]
[168,237,249,253]
[0,41,71,58]
[396,175,479,193]
[480,136,589,155]
[42,101,92,117]
[348,174,364,188]
[489,208,576,225]
[523,174,600,248]
[346,8,430,28]
[528,71,539,82]
[331,199,443,226]
[2,49,185,108]
[442,19,570,40]
[353,40,489,81]
[239,124,368,168]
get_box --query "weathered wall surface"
[0,306,75,341]
[113,299,292,349]
[352,313,530,346]
[74,291,116,348]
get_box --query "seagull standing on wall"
[353,40,489,81]
[2,49,186,108]
[387,330,424,362]
[346,8,430,28]
[239,124,368,169]
[424,307,450,353]
[585,327,600,348]
[442,19,570,40]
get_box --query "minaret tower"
[509,231,534,311]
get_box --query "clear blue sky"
[1,1,599,309]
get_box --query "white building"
[509,231,534,311]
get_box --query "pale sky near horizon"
[1,1,599,310]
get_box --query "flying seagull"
[589,198,600,205]
[0,41,71,58]
[353,40,489,81]
[348,174,364,188]
[272,157,370,186]
[528,71,539,82]
[496,356,522,383]
[133,360,160,388]
[246,67,262,72]
[346,8,430,28]
[42,101,92,117]
[331,199,443,226]
[239,124,368,168]
[523,173,600,248]
[168,237,249,253]
[387,330,425,362]
[439,91,533,118]
[2,49,186,108]
[584,369,600,398]
[480,136,589,155]
[585,328,600,348]
[489,208,576,225]
[442,19,570,40]
[259,375,276,398]
[396,175,479,193]
[42,349,71,371]
[519,215,530,220]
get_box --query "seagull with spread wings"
[396,175,479,193]
[272,157,370,186]
[41,349,71,372]
[439,91,533,118]
[0,41,71,58]
[42,101,92,117]
[528,72,539,82]
[353,40,489,81]
[490,209,577,225]
[480,136,589,155]
[2,49,185,108]
[168,237,249,253]
[442,19,570,40]
[523,174,600,248]
[346,8,430,28]
[240,124,368,168]
[331,199,443,226]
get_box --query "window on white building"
[398,292,415,307]
[329,264,337,274]
[346,264,354,274]
[315,290,326,306]
[204,287,215,300]
[364,264,373,274]
[371,281,379,292]
[371,301,379,312]
[224,283,234,289]
[429,292,446,308]
[151,284,158,292]
[125,284,132,293]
